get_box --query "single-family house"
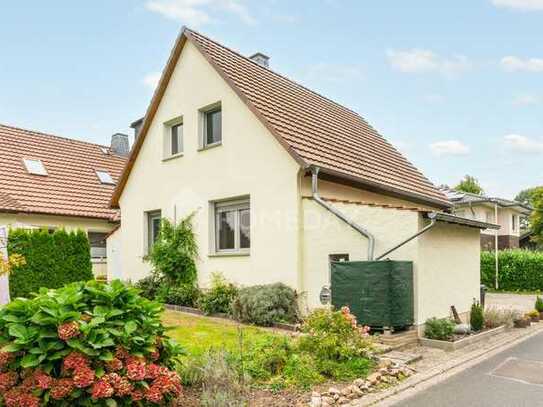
[441,188,531,251]
[0,123,127,277]
[110,28,497,328]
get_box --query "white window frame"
[211,198,250,255]
[163,117,184,160]
[146,210,162,254]
[199,102,222,150]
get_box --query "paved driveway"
[391,331,543,407]
[486,292,537,312]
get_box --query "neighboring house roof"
[111,27,450,209]
[0,123,126,221]
[440,187,532,215]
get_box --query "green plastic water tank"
[331,260,414,328]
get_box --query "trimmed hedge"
[8,228,93,298]
[481,250,543,291]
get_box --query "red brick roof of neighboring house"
[111,28,450,209]
[0,123,126,221]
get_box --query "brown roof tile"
[112,28,449,208]
[0,123,126,220]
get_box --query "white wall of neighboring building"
[117,40,301,288]
[106,227,122,281]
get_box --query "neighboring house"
[0,123,128,277]
[520,230,538,251]
[441,188,532,251]
[110,28,496,328]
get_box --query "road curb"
[358,325,543,406]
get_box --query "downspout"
[494,202,499,290]
[311,167,375,260]
[375,212,438,260]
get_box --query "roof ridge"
[184,27,365,119]
[0,122,115,152]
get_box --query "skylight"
[23,159,47,176]
[96,170,115,185]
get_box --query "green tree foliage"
[530,188,543,246]
[515,187,542,206]
[146,214,198,285]
[455,175,484,195]
[8,228,93,298]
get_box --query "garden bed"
[419,326,506,351]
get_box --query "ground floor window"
[88,232,107,259]
[214,199,250,253]
[146,210,162,253]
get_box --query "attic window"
[23,159,47,176]
[96,170,115,185]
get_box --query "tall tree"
[530,187,543,245]
[515,187,541,206]
[455,175,484,195]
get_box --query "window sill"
[198,142,222,152]
[162,153,184,162]
[91,258,107,264]
[208,251,250,258]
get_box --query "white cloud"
[142,72,162,90]
[386,49,471,77]
[503,134,543,153]
[501,56,543,72]
[512,94,540,105]
[145,0,256,27]
[491,0,543,10]
[429,140,470,156]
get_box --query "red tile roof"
[0,123,126,220]
[112,28,449,208]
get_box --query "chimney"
[130,117,144,140]
[110,133,130,156]
[249,52,269,68]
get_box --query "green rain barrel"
[331,260,414,328]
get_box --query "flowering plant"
[0,254,25,277]
[0,280,184,406]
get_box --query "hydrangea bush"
[0,280,184,406]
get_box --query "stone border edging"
[419,326,506,351]
[163,303,299,332]
[357,324,543,406]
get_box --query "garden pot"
[531,315,540,323]
[514,318,530,328]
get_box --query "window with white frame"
[200,103,222,148]
[213,199,250,253]
[164,118,183,158]
[88,232,107,259]
[146,210,162,253]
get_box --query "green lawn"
[162,310,278,357]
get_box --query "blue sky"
[1,1,543,198]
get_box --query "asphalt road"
[393,331,543,407]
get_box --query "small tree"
[147,213,198,285]
[530,188,543,246]
[470,300,484,332]
[455,175,484,195]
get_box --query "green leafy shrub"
[535,296,543,313]
[297,307,373,380]
[243,335,292,381]
[165,284,201,308]
[146,215,198,285]
[484,307,518,328]
[470,300,484,331]
[134,273,164,300]
[0,280,184,406]
[231,283,299,326]
[481,250,543,291]
[8,228,93,298]
[424,317,455,340]
[198,273,238,315]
